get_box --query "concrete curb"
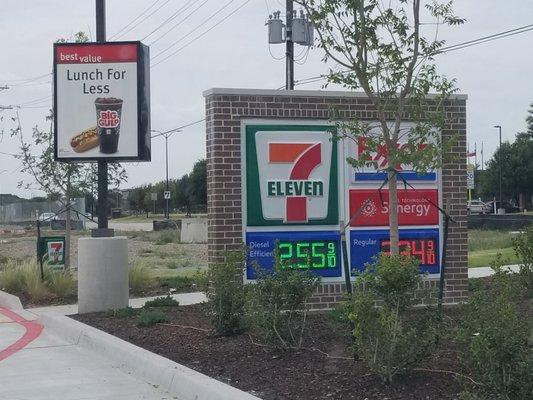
[39,313,261,400]
[0,290,23,310]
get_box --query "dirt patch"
[74,305,468,400]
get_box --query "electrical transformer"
[267,13,284,44]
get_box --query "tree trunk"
[65,173,71,269]
[387,169,400,255]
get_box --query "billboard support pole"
[93,0,113,237]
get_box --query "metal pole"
[494,125,502,207]
[285,0,294,90]
[165,134,169,219]
[94,0,112,237]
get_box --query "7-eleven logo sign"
[47,241,64,263]
[246,125,338,226]
[267,143,322,222]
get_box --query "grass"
[129,261,153,294]
[467,229,524,268]
[155,230,179,245]
[144,295,179,308]
[136,310,169,327]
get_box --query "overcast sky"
[1,0,532,198]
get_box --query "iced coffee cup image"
[95,97,123,154]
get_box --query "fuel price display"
[380,238,437,266]
[277,240,338,270]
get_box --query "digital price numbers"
[278,240,338,269]
[380,238,437,266]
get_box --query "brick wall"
[204,88,468,308]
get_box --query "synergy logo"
[245,124,338,226]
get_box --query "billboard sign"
[349,189,439,227]
[54,41,150,161]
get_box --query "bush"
[458,257,532,399]
[129,261,152,294]
[20,261,50,302]
[0,260,25,293]
[144,295,179,308]
[136,310,169,327]
[44,268,74,298]
[105,307,140,318]
[156,230,178,245]
[347,254,438,383]
[246,257,320,349]
[205,251,247,335]
[512,226,533,294]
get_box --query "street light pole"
[0,170,7,224]
[151,129,182,220]
[494,125,502,208]
[165,133,169,219]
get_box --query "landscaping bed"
[74,304,469,400]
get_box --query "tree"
[480,108,533,209]
[299,0,464,253]
[12,32,127,268]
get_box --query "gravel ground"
[0,227,207,275]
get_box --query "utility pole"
[494,125,502,209]
[165,133,169,219]
[285,0,294,90]
[95,0,111,236]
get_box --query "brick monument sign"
[205,88,468,309]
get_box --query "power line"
[149,0,212,47]
[290,23,533,88]
[150,118,206,138]
[151,0,235,57]
[142,0,200,42]
[152,0,252,67]
[109,0,162,39]
[111,0,172,40]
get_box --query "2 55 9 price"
[277,240,338,269]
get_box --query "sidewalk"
[28,291,207,316]
[468,264,520,279]
[0,292,208,400]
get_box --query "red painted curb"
[0,307,43,362]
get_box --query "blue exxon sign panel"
[350,228,440,275]
[246,230,342,279]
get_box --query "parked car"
[467,200,487,214]
[482,201,520,214]
[38,212,57,221]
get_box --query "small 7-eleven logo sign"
[267,142,322,222]
[47,242,64,263]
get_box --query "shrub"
[20,261,50,302]
[155,230,178,245]
[136,310,169,327]
[105,307,140,318]
[347,254,438,383]
[0,260,25,293]
[458,257,533,399]
[44,268,74,298]
[205,251,247,335]
[246,257,320,349]
[512,226,533,294]
[129,261,152,294]
[144,295,179,308]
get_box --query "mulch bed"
[73,304,471,400]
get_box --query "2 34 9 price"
[380,238,437,266]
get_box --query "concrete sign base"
[78,237,129,313]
